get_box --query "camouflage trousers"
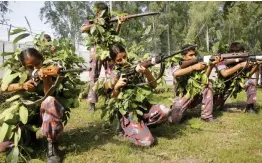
[87,46,114,104]
[245,79,256,104]
[87,46,101,104]
[120,104,170,147]
[169,86,213,123]
[214,78,257,107]
[40,96,64,142]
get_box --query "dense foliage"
[0,26,85,162]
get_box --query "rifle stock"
[210,52,249,61]
[31,66,92,84]
[210,52,262,65]
[117,44,198,79]
[179,56,211,68]
[88,12,161,24]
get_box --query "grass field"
[1,89,262,163]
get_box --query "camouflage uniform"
[169,65,214,123]
[40,96,64,142]
[120,104,170,146]
[215,61,256,106]
[82,20,115,104]
[87,46,101,103]
[107,69,170,147]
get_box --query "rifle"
[88,12,161,24]
[210,52,262,65]
[179,56,211,68]
[23,66,91,106]
[31,66,92,85]
[116,44,198,84]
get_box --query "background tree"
[0,1,10,24]
[40,1,262,55]
[40,1,94,45]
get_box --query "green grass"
[2,89,262,163]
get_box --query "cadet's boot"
[201,117,219,123]
[246,104,256,114]
[47,142,61,163]
[115,119,124,135]
[88,103,95,113]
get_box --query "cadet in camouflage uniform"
[1,48,64,163]
[169,44,219,123]
[214,42,260,113]
[80,2,126,113]
[106,45,170,146]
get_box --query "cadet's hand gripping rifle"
[117,44,198,84]
[23,66,91,106]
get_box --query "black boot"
[88,103,95,113]
[47,142,61,163]
[201,117,219,123]
[115,119,124,135]
[246,104,256,114]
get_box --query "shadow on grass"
[59,120,123,156]
[30,120,123,162]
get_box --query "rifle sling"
[22,75,64,106]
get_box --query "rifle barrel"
[88,12,161,24]
[60,67,92,73]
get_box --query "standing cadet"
[80,2,126,113]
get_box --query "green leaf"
[144,25,152,35]
[13,33,30,44]
[136,109,143,116]
[73,99,79,108]
[119,107,127,115]
[6,95,21,102]
[1,52,14,56]
[97,26,105,34]
[90,26,96,35]
[1,71,20,91]
[25,16,32,34]
[117,92,124,99]
[97,18,105,25]
[9,28,26,35]
[6,125,16,140]
[6,147,19,163]
[5,113,18,125]
[147,94,160,104]
[124,101,129,109]
[0,123,9,142]
[0,102,20,121]
[19,72,28,84]
[146,37,153,43]
[14,127,21,146]
[201,74,208,84]
[19,105,28,124]
[132,113,138,122]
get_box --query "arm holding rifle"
[219,61,249,78]
[80,20,94,33]
[205,56,222,77]
[172,44,207,77]
[110,65,157,98]
[115,16,128,34]
[247,60,262,77]
[136,65,157,89]
[173,62,206,77]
